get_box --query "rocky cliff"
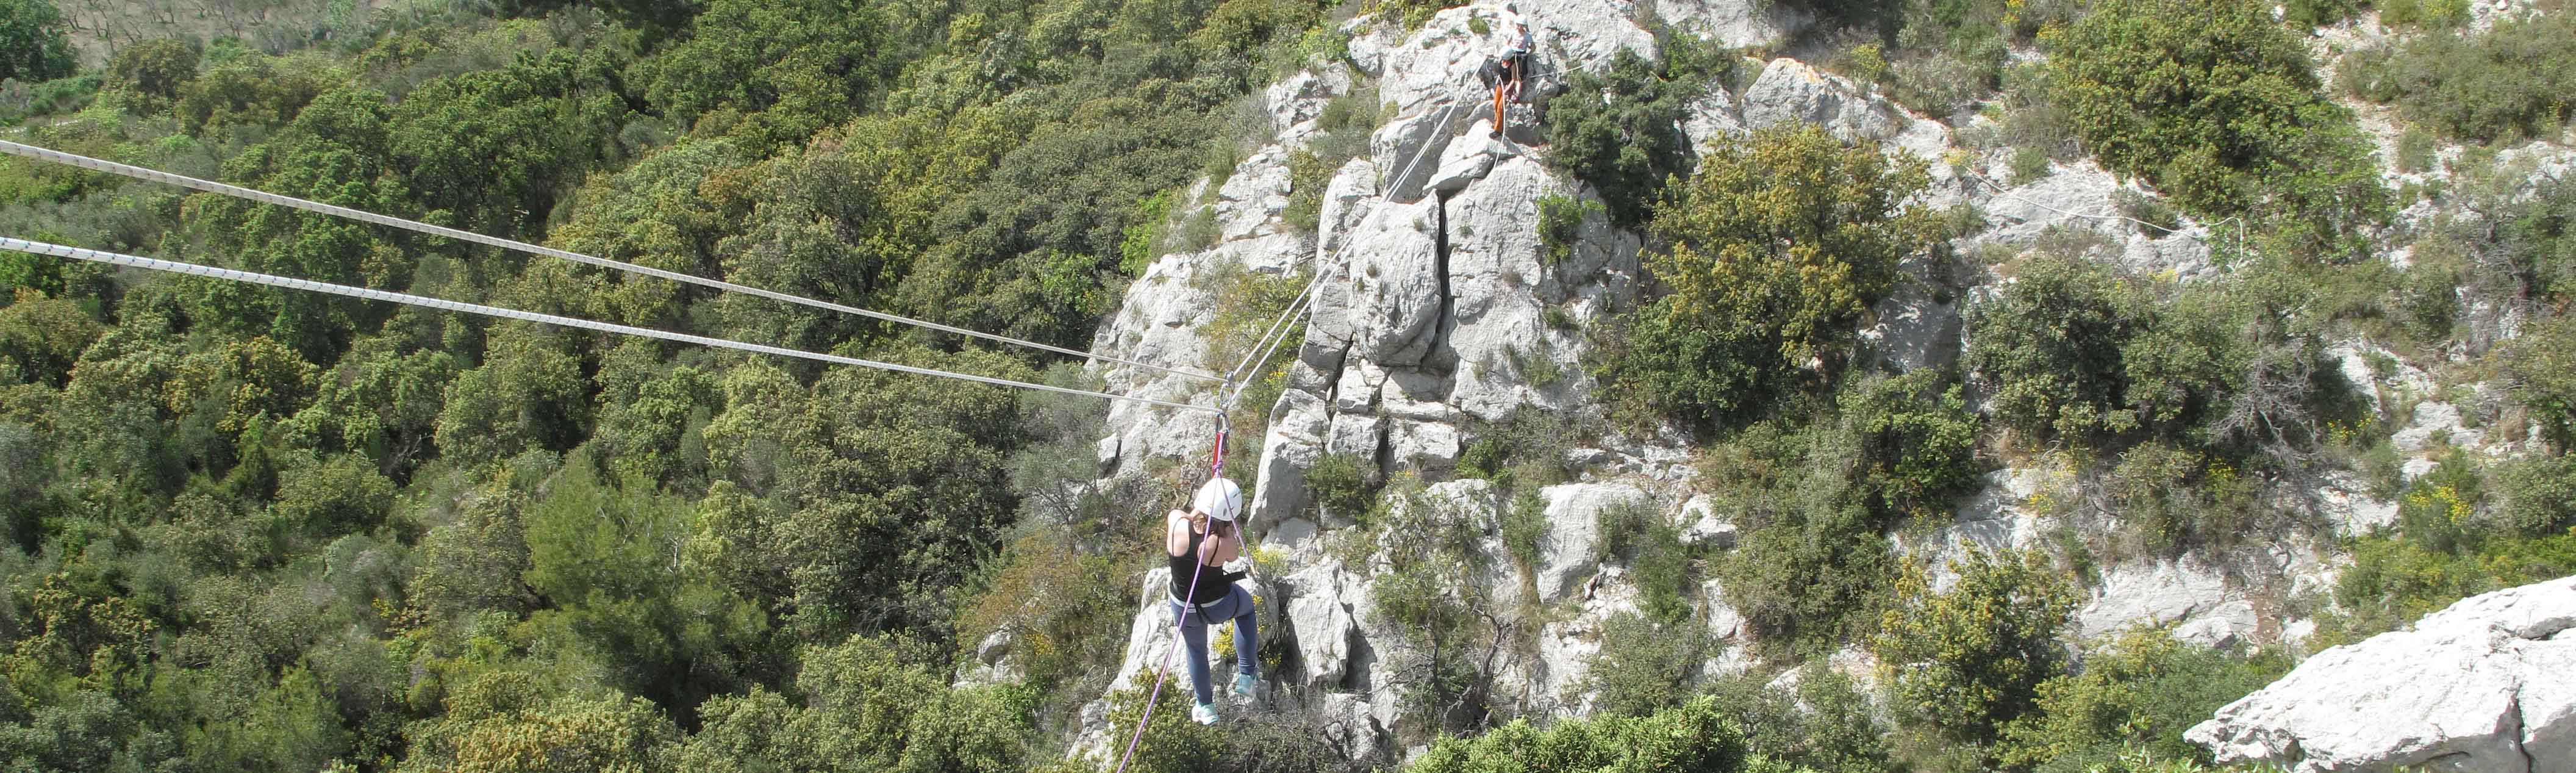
[2188,575,2576,773]
[1038,0,2576,766]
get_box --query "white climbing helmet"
[1194,478,1244,523]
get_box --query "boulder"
[1967,159,2216,280]
[2314,470,2401,538]
[1388,418,1462,473]
[1739,58,1904,143]
[1653,0,1809,48]
[1217,145,1295,241]
[1678,494,1739,550]
[1343,200,1447,367]
[1375,104,1473,203]
[1680,84,1744,152]
[1325,412,1387,460]
[1268,67,1356,147]
[1315,157,1381,264]
[1253,389,1332,537]
[1283,558,1363,691]
[1533,483,1650,602]
[1859,264,1961,373]
[2076,559,2244,642]
[2189,576,2576,773]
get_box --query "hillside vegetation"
[0,0,2569,771]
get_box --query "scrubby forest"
[0,0,2571,770]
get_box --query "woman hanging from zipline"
[1166,478,1258,724]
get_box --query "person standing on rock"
[1166,478,1258,724]
[1491,5,1533,137]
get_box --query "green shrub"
[1536,193,1604,267]
[0,0,76,84]
[1540,34,1733,228]
[1195,259,1309,375]
[1367,479,1509,735]
[1966,251,2156,442]
[1307,452,1378,520]
[2493,176,2576,304]
[2377,0,2469,28]
[2499,317,2576,447]
[1620,124,1939,427]
[1709,420,1901,652]
[1455,406,1587,491]
[1502,488,1547,569]
[2394,126,2437,174]
[1283,148,1332,233]
[2325,527,2576,644]
[2281,0,2360,27]
[1406,696,1749,773]
[1582,613,1711,717]
[2341,13,2576,143]
[1872,547,2078,751]
[1120,190,1176,275]
[1842,372,1982,517]
[2006,146,2051,186]
[2096,442,2263,555]
[1596,496,1693,623]
[1997,630,2288,772]
[106,38,201,109]
[2492,453,2576,537]
[1708,663,1897,773]
[2044,0,2386,253]
[2113,190,2181,239]
[1841,43,1889,84]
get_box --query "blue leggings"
[1170,583,1257,706]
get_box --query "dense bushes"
[1996,631,2287,772]
[2339,10,2576,143]
[1707,372,1982,652]
[1617,124,1940,427]
[0,0,74,83]
[2043,0,2386,254]
[1408,696,1750,773]
[1966,245,2351,459]
[1540,32,1732,228]
[1872,547,2077,757]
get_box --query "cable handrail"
[0,139,1232,386]
[0,235,1224,415]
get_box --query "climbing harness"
[0,237,1222,415]
[0,140,1229,386]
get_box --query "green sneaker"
[1233,673,1257,699]
[1191,702,1220,725]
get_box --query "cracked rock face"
[2188,575,2576,773]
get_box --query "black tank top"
[1169,527,1231,604]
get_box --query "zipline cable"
[0,235,1224,415]
[0,139,1231,386]
[1220,272,1322,410]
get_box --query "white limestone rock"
[1859,261,1962,373]
[1967,159,2215,280]
[1652,0,1809,49]
[1388,418,1463,474]
[1283,558,1362,692]
[1343,200,1447,367]
[2077,559,2243,642]
[1678,494,1739,550]
[1740,58,1905,143]
[1533,483,1651,603]
[2189,576,2576,773]
[1680,83,1744,152]
[1253,389,1332,539]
